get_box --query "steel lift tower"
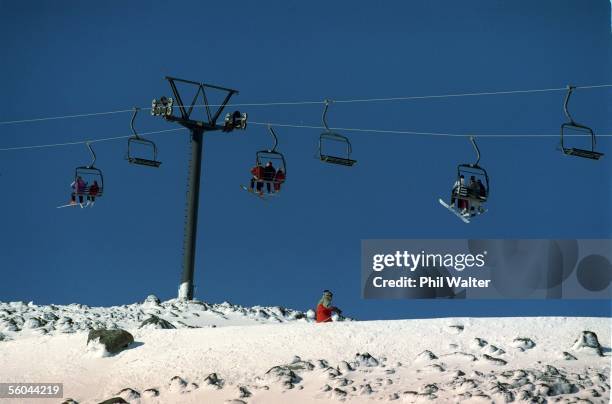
[152,76,247,300]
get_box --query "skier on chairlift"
[274,168,286,193]
[249,162,265,195]
[263,161,276,194]
[467,176,480,216]
[477,179,486,198]
[316,290,342,323]
[70,176,87,207]
[86,180,100,207]
[468,176,478,196]
[451,175,468,214]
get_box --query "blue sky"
[0,1,610,319]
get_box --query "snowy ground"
[0,298,609,404]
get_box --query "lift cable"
[0,128,186,151]
[0,83,610,126]
[248,121,612,138]
[2,121,612,153]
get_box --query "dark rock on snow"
[141,388,160,397]
[571,331,603,356]
[204,372,224,389]
[97,398,128,404]
[355,352,380,367]
[139,314,176,329]
[87,329,134,354]
[143,294,161,305]
[562,351,577,360]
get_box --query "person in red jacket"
[249,163,264,194]
[316,290,341,323]
[86,180,100,207]
[273,168,286,193]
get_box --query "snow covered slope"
[0,299,609,404]
[0,296,313,340]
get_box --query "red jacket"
[251,166,263,179]
[275,170,286,183]
[316,304,333,323]
[89,183,99,196]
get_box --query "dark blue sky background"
[1,1,610,319]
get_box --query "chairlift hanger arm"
[86,141,96,168]
[267,125,279,152]
[469,136,481,166]
[130,107,140,139]
[322,99,332,132]
[563,85,576,124]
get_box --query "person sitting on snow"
[316,290,341,323]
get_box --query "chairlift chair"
[74,142,104,197]
[318,99,357,166]
[560,85,604,160]
[255,126,287,184]
[243,126,287,198]
[455,137,489,202]
[457,163,489,202]
[126,108,162,167]
[440,136,489,222]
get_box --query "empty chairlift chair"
[318,99,357,166]
[126,107,162,167]
[560,85,604,160]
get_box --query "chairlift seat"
[127,156,162,167]
[562,148,604,160]
[320,154,357,166]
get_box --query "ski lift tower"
[151,76,247,301]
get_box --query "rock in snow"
[143,294,161,305]
[97,398,128,404]
[512,337,536,351]
[354,352,380,367]
[415,350,438,361]
[203,372,224,389]
[86,329,134,355]
[139,314,176,329]
[571,330,603,356]
[562,351,578,360]
[264,366,302,388]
